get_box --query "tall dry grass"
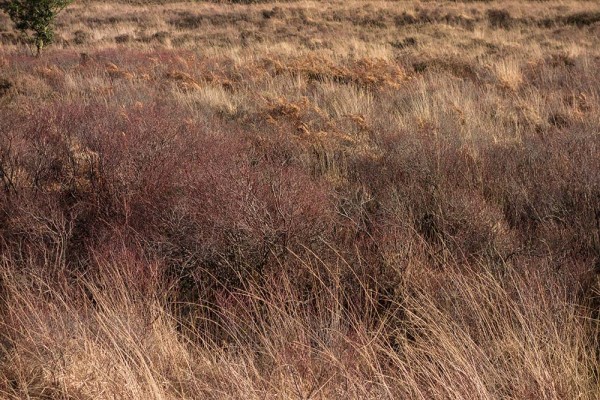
[1,251,598,399]
[1,0,600,398]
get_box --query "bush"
[487,9,512,29]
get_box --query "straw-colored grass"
[1,1,599,398]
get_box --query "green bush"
[0,0,73,56]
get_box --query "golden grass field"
[0,1,600,398]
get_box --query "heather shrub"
[0,77,10,97]
[562,11,600,27]
[487,9,512,29]
[0,99,337,299]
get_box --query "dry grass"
[1,1,600,399]
[1,254,598,399]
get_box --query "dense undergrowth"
[0,1,599,398]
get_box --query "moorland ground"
[0,1,600,398]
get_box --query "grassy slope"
[0,1,599,398]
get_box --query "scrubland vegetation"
[0,0,600,398]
